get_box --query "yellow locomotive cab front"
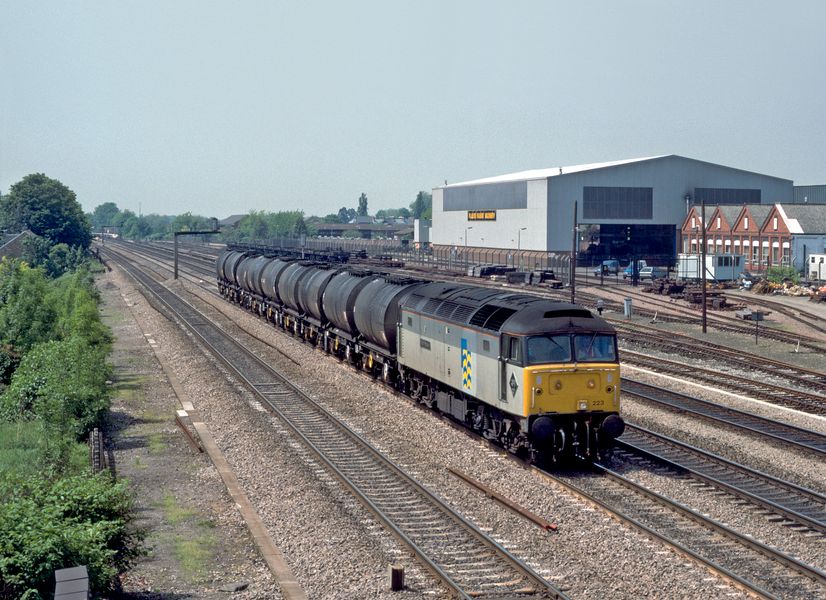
[523,363,620,416]
[518,331,625,458]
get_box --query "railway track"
[615,323,826,392]
[576,275,826,345]
[618,424,826,535]
[110,241,826,597]
[546,464,825,600]
[101,245,566,600]
[723,292,826,336]
[622,379,826,455]
[151,239,826,347]
[623,351,826,414]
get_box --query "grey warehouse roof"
[441,156,667,188]
[440,154,793,189]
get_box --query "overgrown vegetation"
[766,265,800,284]
[0,255,139,599]
[0,473,140,598]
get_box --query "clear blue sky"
[2,1,824,218]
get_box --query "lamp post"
[465,226,473,272]
[700,199,707,334]
[571,201,578,304]
[517,227,527,270]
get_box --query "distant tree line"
[1,173,433,252]
[320,191,432,224]
[89,202,215,240]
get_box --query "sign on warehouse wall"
[467,210,497,221]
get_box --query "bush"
[0,337,111,440]
[50,269,111,348]
[766,265,799,284]
[0,473,141,599]
[0,259,57,354]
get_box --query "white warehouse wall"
[434,155,794,253]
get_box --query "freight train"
[217,249,624,463]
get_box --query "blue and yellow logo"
[461,338,472,391]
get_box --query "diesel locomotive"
[217,249,624,462]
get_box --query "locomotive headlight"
[587,379,596,389]
[554,380,563,390]
[578,400,588,410]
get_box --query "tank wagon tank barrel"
[299,265,340,324]
[322,270,376,337]
[353,276,424,352]
[215,248,624,463]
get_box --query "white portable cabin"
[677,253,745,282]
[808,254,826,281]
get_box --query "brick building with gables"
[681,204,826,274]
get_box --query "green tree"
[292,215,308,237]
[51,268,111,348]
[337,207,355,223]
[171,212,213,232]
[21,235,87,278]
[0,336,110,440]
[139,214,174,240]
[0,259,57,354]
[0,473,140,598]
[91,202,120,230]
[357,193,368,217]
[0,174,91,248]
[410,191,432,220]
[235,211,269,241]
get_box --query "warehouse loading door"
[587,224,677,263]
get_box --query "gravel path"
[100,272,282,599]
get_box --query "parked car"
[593,260,620,276]
[622,260,647,279]
[738,271,758,290]
[639,266,668,280]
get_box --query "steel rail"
[619,424,826,534]
[622,352,826,415]
[592,463,824,594]
[537,466,781,600]
[574,277,826,347]
[613,324,826,392]
[622,378,826,456]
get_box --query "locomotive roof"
[402,282,614,335]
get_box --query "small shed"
[677,253,745,282]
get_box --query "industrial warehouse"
[430,154,825,272]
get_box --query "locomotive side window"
[573,334,617,362]
[482,339,490,352]
[507,336,521,363]
[527,335,572,364]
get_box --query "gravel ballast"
[107,256,825,599]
